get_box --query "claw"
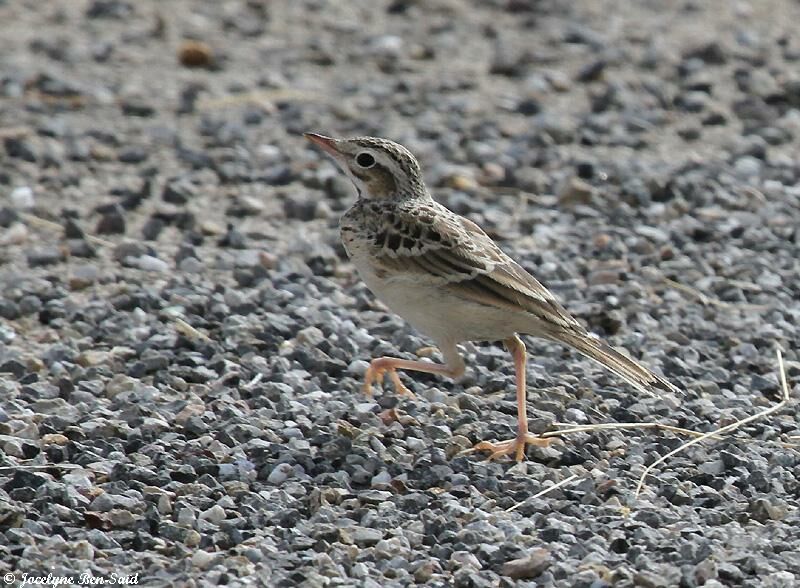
[474,434,554,462]
[363,363,415,398]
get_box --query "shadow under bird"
[305,132,678,461]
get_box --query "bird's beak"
[304,133,340,157]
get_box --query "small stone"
[237,196,265,215]
[184,530,201,547]
[177,507,196,527]
[141,217,165,240]
[257,144,282,164]
[283,194,317,221]
[750,497,787,522]
[134,255,169,272]
[0,223,27,246]
[368,35,404,59]
[450,551,482,570]
[113,240,150,262]
[198,504,226,524]
[108,509,136,528]
[14,422,40,440]
[118,146,148,163]
[371,470,392,488]
[10,186,35,209]
[86,0,133,20]
[351,527,384,547]
[179,40,215,69]
[178,256,203,273]
[733,156,761,179]
[73,540,95,560]
[219,225,246,248]
[27,247,65,267]
[191,549,217,569]
[158,494,172,515]
[199,219,225,235]
[41,433,69,446]
[633,571,669,588]
[69,264,100,289]
[558,177,594,206]
[267,463,293,485]
[96,206,126,234]
[296,326,324,347]
[76,350,110,367]
[413,560,442,583]
[89,493,116,512]
[517,97,542,115]
[502,549,551,580]
[162,179,197,204]
[5,137,37,161]
[120,95,155,117]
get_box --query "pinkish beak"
[304,132,340,157]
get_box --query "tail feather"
[555,331,679,396]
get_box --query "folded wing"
[367,203,582,331]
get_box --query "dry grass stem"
[506,474,580,512]
[634,344,792,498]
[20,212,115,249]
[661,277,770,311]
[545,421,800,450]
[174,317,212,342]
[543,422,725,440]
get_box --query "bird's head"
[305,133,428,201]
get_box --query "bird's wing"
[368,202,582,330]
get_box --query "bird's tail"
[553,331,679,396]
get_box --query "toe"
[474,433,552,462]
[524,434,554,448]
[387,369,415,398]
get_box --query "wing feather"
[366,203,581,330]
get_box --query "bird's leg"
[363,345,465,398]
[474,335,554,462]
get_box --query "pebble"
[502,549,551,580]
[267,463,293,485]
[69,264,100,289]
[733,156,762,179]
[26,246,65,267]
[133,254,169,272]
[10,186,35,209]
[96,206,126,234]
[351,527,384,547]
[199,504,226,524]
[191,549,217,569]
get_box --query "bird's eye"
[355,152,376,168]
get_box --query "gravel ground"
[2,1,800,586]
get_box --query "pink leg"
[363,345,465,398]
[474,335,553,462]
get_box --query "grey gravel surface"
[2,1,800,587]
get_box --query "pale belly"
[355,261,522,345]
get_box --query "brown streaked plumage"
[305,132,679,462]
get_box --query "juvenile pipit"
[306,132,678,461]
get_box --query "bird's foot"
[363,360,415,398]
[474,433,554,462]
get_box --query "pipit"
[305,133,678,461]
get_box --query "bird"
[304,132,679,461]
